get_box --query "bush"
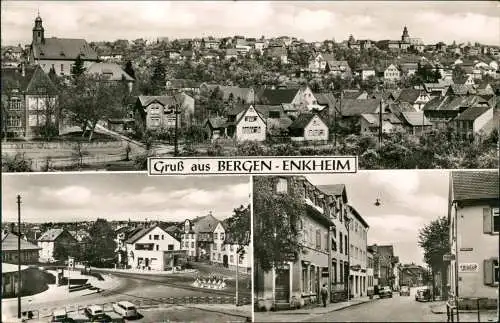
[2,153,32,172]
[236,141,268,156]
[179,144,199,156]
[207,143,226,156]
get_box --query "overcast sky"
[1,173,250,224]
[306,170,450,267]
[1,1,498,46]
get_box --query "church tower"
[32,12,45,44]
[401,26,410,43]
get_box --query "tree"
[150,59,166,95]
[417,216,449,298]
[48,66,57,81]
[53,240,79,261]
[124,60,136,79]
[60,74,126,141]
[452,66,467,84]
[225,205,251,246]
[82,218,117,267]
[71,54,86,77]
[253,177,306,272]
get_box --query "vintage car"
[400,285,410,296]
[415,287,432,302]
[379,286,393,298]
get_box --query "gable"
[305,115,327,130]
[135,226,171,244]
[236,105,266,126]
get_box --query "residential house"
[308,53,335,73]
[181,213,219,261]
[359,113,403,135]
[367,249,375,295]
[342,90,368,100]
[369,244,399,288]
[288,113,329,142]
[203,37,220,50]
[125,225,185,271]
[399,111,433,135]
[211,217,252,271]
[28,14,99,76]
[357,67,376,81]
[200,84,255,104]
[449,84,476,96]
[232,105,267,142]
[448,171,499,308]
[423,81,453,97]
[399,63,419,77]
[37,228,78,263]
[257,87,317,117]
[395,89,431,111]
[347,205,370,298]
[399,264,426,287]
[2,230,41,264]
[337,98,392,131]
[225,48,238,60]
[326,61,352,79]
[134,93,195,131]
[1,64,58,138]
[255,176,335,309]
[383,64,401,83]
[423,95,488,125]
[204,117,228,141]
[252,105,293,137]
[453,105,494,139]
[85,62,135,93]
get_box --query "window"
[242,126,260,134]
[276,178,288,194]
[191,242,194,248]
[214,233,218,240]
[218,253,221,261]
[213,253,216,259]
[156,245,159,251]
[239,254,243,264]
[344,236,348,255]
[149,235,152,240]
[154,235,159,240]
[7,116,21,127]
[484,258,499,285]
[339,261,344,283]
[150,117,160,127]
[484,207,500,234]
[244,116,257,122]
[339,232,343,253]
[220,233,225,240]
[168,244,174,251]
[221,244,226,251]
[316,230,321,249]
[9,98,22,110]
[230,255,234,263]
[213,244,217,251]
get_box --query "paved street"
[304,293,444,322]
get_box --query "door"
[275,267,290,302]
[223,255,228,268]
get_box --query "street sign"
[458,263,479,273]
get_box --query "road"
[3,270,250,321]
[304,292,444,322]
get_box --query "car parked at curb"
[379,286,393,298]
[112,301,138,318]
[400,285,410,296]
[415,287,431,302]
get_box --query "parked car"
[379,286,393,298]
[84,305,109,322]
[112,301,138,318]
[415,287,431,302]
[51,309,69,322]
[400,285,410,296]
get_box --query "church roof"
[32,37,98,61]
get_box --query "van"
[112,301,137,318]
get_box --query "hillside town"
[1,206,252,322]
[2,13,499,171]
[252,172,499,322]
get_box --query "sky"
[306,170,450,267]
[1,1,499,47]
[1,173,250,224]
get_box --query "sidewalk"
[430,301,498,322]
[93,267,197,276]
[254,296,375,322]
[183,304,252,318]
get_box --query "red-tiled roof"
[451,171,499,202]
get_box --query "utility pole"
[378,98,383,148]
[17,195,22,319]
[346,217,351,302]
[236,250,240,306]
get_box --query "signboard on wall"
[458,263,479,273]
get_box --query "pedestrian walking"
[321,284,328,307]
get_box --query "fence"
[2,140,126,150]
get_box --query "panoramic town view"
[253,171,498,322]
[1,174,252,322]
[1,1,499,171]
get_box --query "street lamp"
[374,198,381,207]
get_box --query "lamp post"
[17,195,22,319]
[378,98,384,148]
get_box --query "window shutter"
[484,259,493,285]
[483,207,492,233]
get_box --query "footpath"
[430,301,498,322]
[254,296,374,322]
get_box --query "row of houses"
[254,176,399,309]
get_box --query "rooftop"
[451,171,499,202]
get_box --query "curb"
[183,304,252,319]
[270,299,375,315]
